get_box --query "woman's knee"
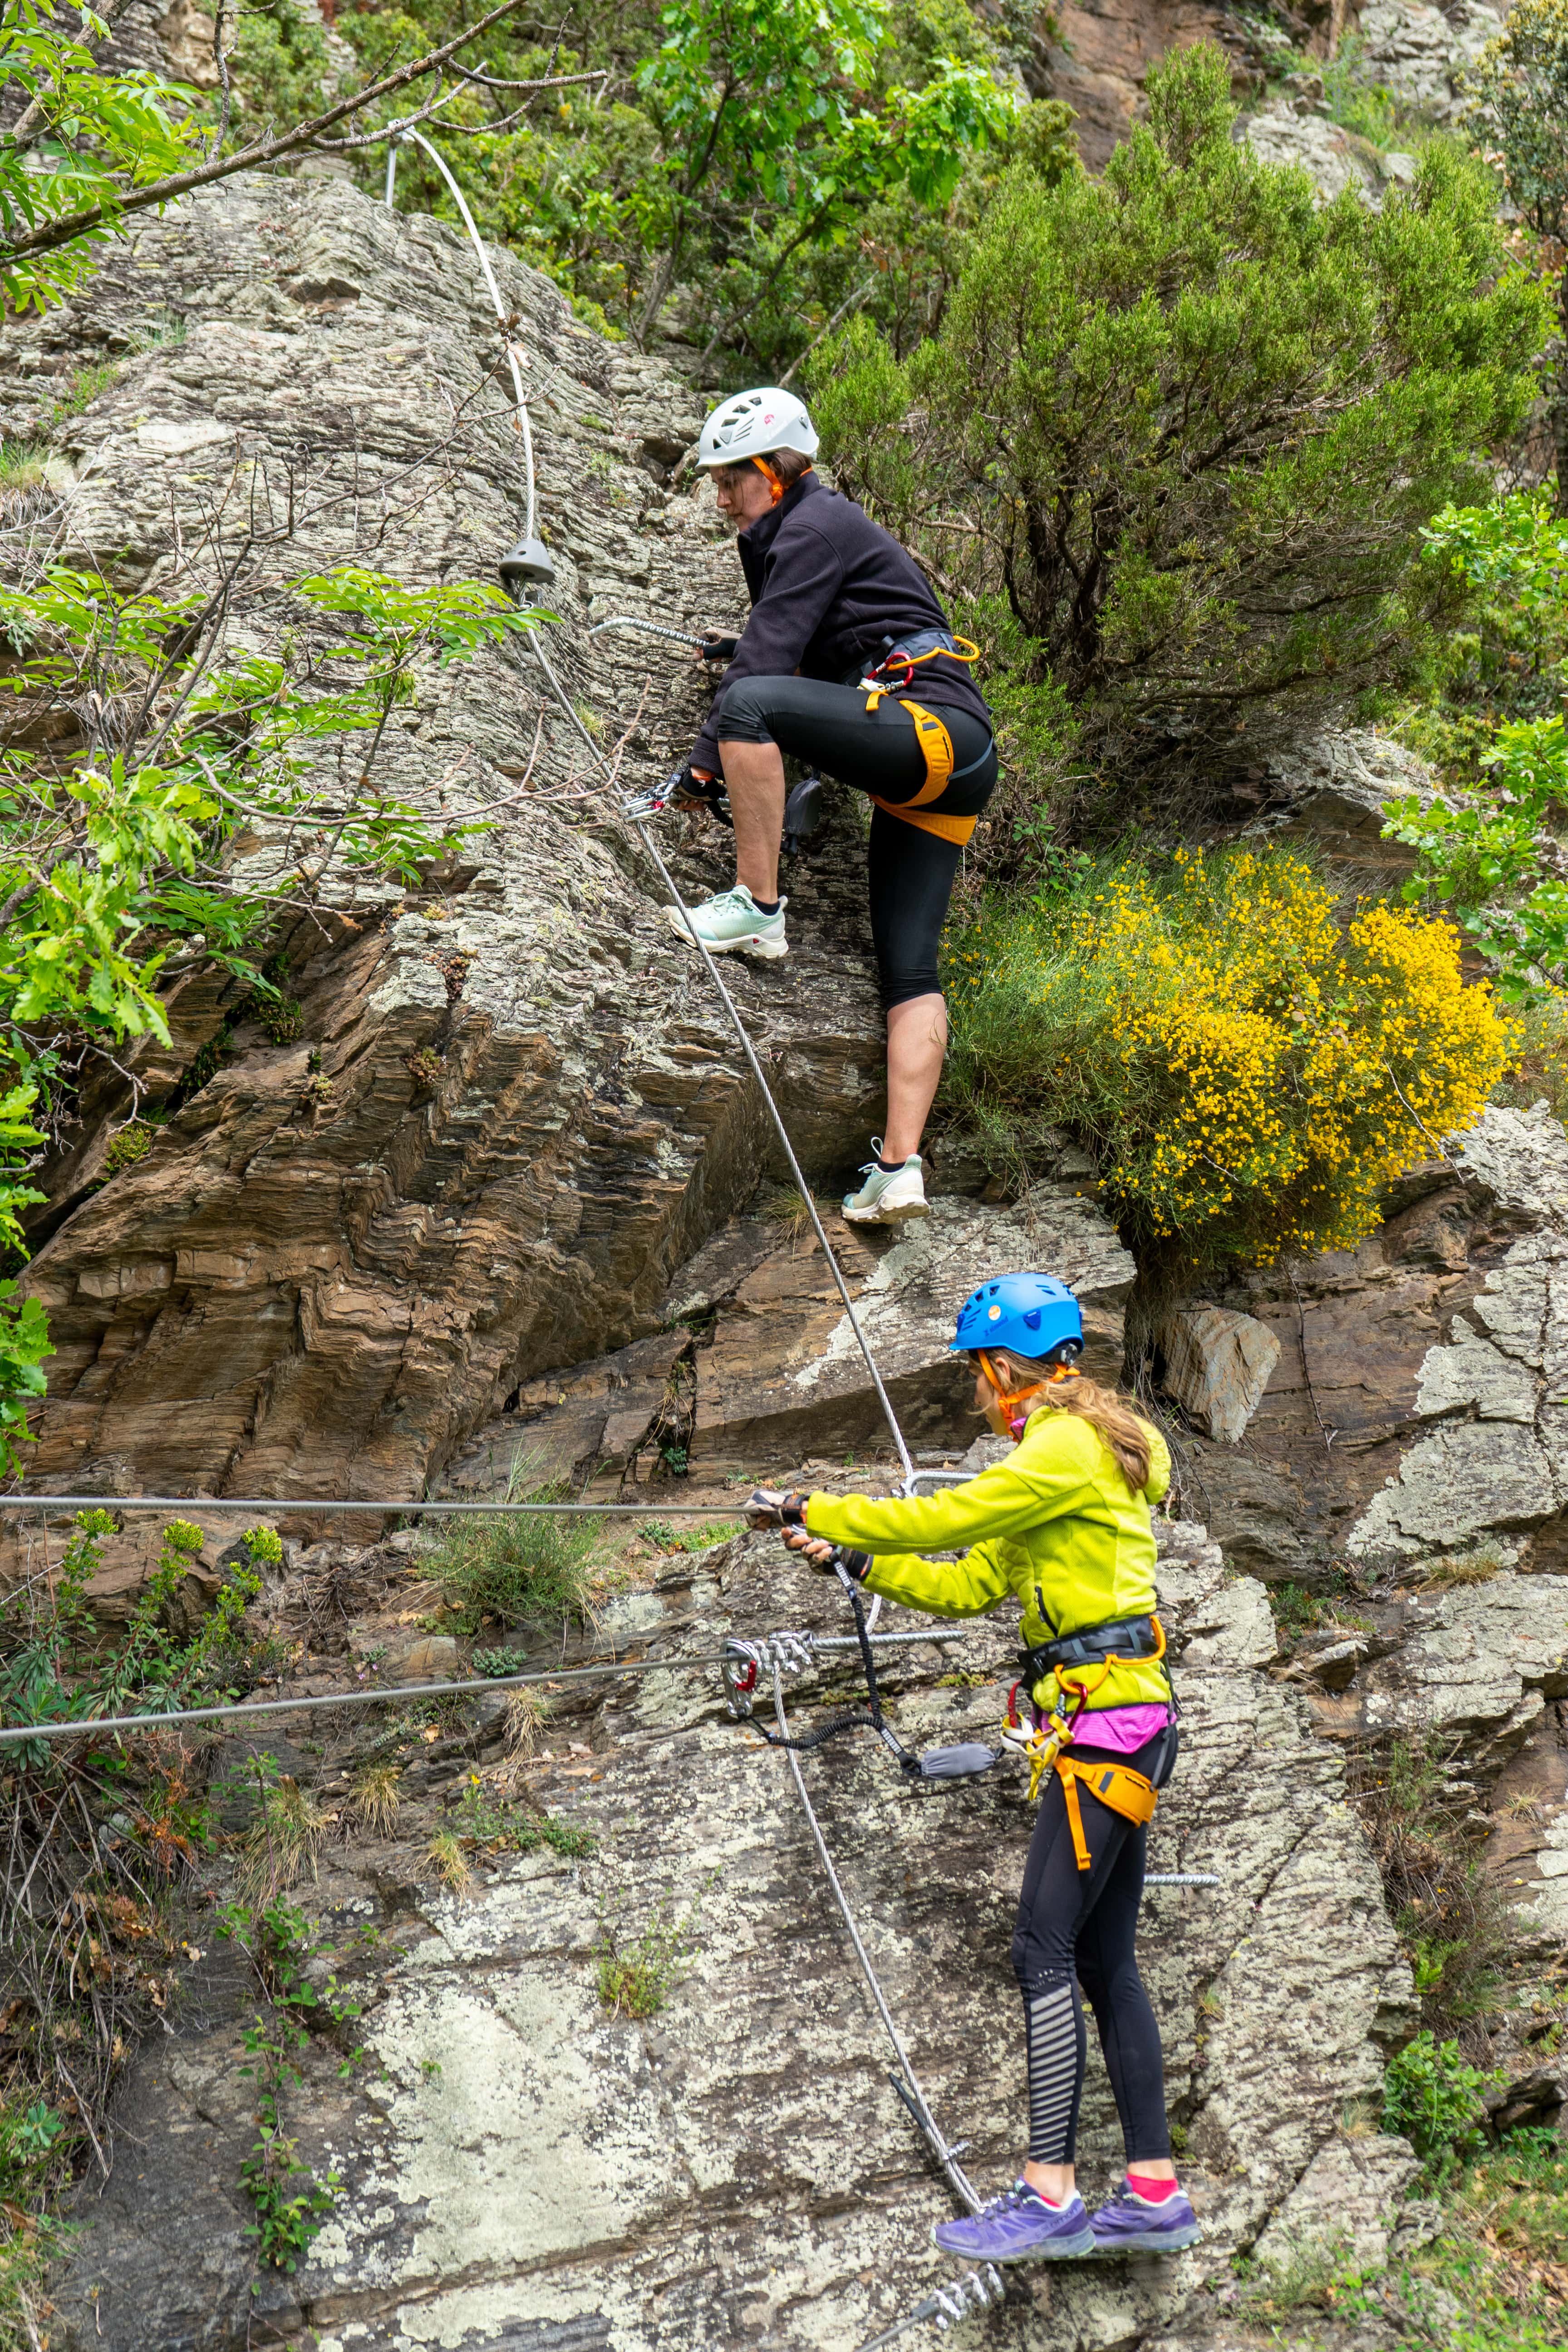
[713,675,796,747]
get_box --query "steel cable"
[771,1657,981,2215]
[0,1629,966,1747]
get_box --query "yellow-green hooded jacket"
[804,1404,1171,1718]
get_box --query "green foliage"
[0,0,204,314]
[1350,1736,1511,2034]
[0,1280,49,1483]
[940,845,1512,1271]
[1467,0,1568,248]
[0,1508,270,1749]
[1383,497,1568,999]
[0,559,536,1478]
[638,1517,738,1551]
[1492,992,1568,1123]
[0,2093,69,2352]
[433,1463,604,1629]
[813,42,1548,796]
[1384,2031,1501,2182]
[329,0,1035,362]
[1386,716,1568,999]
[1396,494,1568,775]
[597,1883,706,2018]
[470,1643,527,1676]
[243,1526,285,1567]
[101,1119,155,1176]
[216,1897,362,2274]
[447,1774,596,1859]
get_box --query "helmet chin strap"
[978,1348,1079,1439]
[753,456,791,505]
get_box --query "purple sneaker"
[1088,2180,1202,2254]
[932,2180,1095,2264]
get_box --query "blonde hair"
[982,1352,1155,1495]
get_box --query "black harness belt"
[1015,1613,1163,1687]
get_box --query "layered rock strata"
[3,173,896,1504]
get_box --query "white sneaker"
[843,1143,929,1224]
[664,885,788,960]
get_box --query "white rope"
[393,128,537,540]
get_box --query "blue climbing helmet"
[949,1272,1083,1362]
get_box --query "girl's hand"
[782,1529,841,1570]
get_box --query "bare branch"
[0,0,542,268]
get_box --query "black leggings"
[1011,1728,1175,2169]
[715,675,996,1009]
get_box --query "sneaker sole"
[664,908,788,961]
[929,2224,1096,2264]
[842,1196,930,1224]
[1091,2226,1203,2255]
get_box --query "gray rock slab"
[49,1534,1413,2351]
[1159,1304,1280,1444]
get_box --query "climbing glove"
[745,1487,809,1529]
[666,764,732,827]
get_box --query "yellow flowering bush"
[942,847,1514,1268]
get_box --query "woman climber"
[759,1270,1201,2264]
[668,384,997,1229]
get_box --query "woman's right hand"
[782,1528,838,1569]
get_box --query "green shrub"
[597,1886,705,2020]
[813,42,1547,795]
[1384,2030,1500,2182]
[941,845,1512,1271]
[1467,0,1568,489]
[432,1463,603,1630]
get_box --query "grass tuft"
[428,1828,470,1894]
[432,1455,603,1631]
[597,1886,705,2021]
[347,1762,402,1838]
[236,1773,327,1900]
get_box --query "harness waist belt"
[1016,1613,1161,1684]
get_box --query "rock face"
[1243,101,1388,207]
[1158,1304,1279,1444]
[1354,1,1502,122]
[4,171,909,1505]
[48,1520,1419,2352]
[1164,1106,1568,1583]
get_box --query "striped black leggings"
[1012,1728,1175,2167]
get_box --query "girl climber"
[765,1270,1201,2264]
[667,384,997,1230]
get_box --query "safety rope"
[771,1656,982,2215]
[0,1627,965,1747]
[522,619,916,1497]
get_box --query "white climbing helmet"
[697,385,819,469]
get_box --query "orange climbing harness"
[1003,1615,1170,1861]
[1052,1753,1160,1870]
[862,635,986,846]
